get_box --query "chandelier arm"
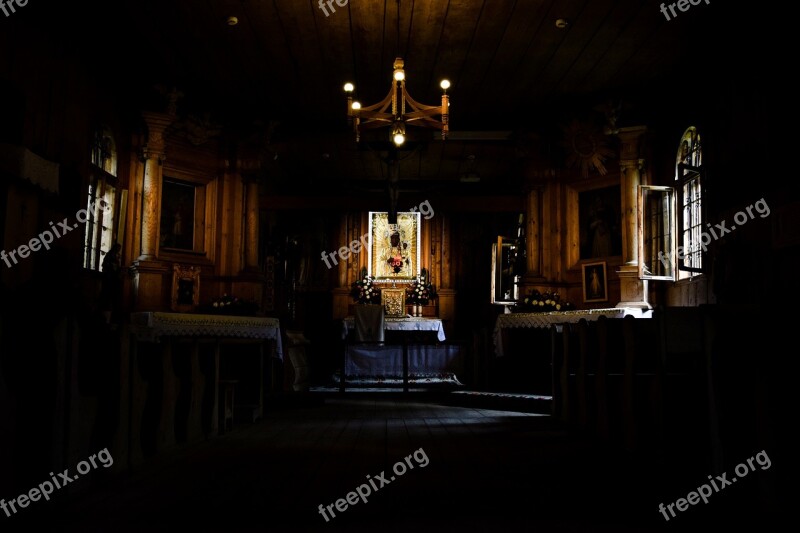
[359,89,395,112]
[358,111,395,121]
[405,118,445,129]
[403,108,444,119]
[359,119,396,130]
[403,90,442,112]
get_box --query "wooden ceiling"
[26,0,754,192]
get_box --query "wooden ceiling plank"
[464,0,555,127]
[582,4,662,91]
[424,0,482,98]
[557,0,640,94]
[531,0,619,103]
[348,0,387,101]
[452,0,518,97]
[506,0,587,110]
[241,0,305,115]
[311,0,355,119]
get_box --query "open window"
[639,127,704,281]
[84,127,119,271]
[491,235,519,304]
[638,185,676,280]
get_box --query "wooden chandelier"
[345,58,450,146]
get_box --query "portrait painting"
[160,179,196,251]
[579,185,622,259]
[582,261,608,303]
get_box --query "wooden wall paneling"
[439,214,453,289]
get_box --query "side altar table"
[493,308,650,357]
[129,312,283,457]
[491,307,651,395]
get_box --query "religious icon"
[368,212,420,279]
[582,261,608,303]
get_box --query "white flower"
[556,304,561,310]
[213,302,219,307]
[539,301,544,307]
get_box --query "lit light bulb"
[440,79,451,90]
[393,133,405,145]
[344,82,354,92]
[351,101,361,110]
[394,71,405,81]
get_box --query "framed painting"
[367,211,421,280]
[171,264,200,312]
[160,178,196,251]
[582,261,608,303]
[578,185,622,260]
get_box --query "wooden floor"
[15,393,778,532]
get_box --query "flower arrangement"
[202,294,259,316]
[351,267,381,304]
[516,290,575,313]
[406,268,437,305]
[387,254,404,274]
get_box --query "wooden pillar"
[138,112,172,260]
[130,113,172,311]
[245,177,260,271]
[616,126,650,310]
[440,214,451,288]
[337,214,349,288]
[525,188,541,278]
[332,214,351,319]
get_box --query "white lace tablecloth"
[345,345,463,377]
[493,308,648,357]
[131,312,283,360]
[342,317,446,342]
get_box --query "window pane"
[84,182,98,270]
[100,184,116,256]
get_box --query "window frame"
[676,162,704,277]
[84,128,120,271]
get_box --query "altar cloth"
[344,344,463,380]
[493,308,650,357]
[342,316,446,342]
[130,312,283,360]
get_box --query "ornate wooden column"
[332,213,352,319]
[436,213,456,334]
[139,112,172,259]
[525,187,542,279]
[232,162,266,307]
[616,126,651,309]
[244,176,260,271]
[130,112,173,310]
